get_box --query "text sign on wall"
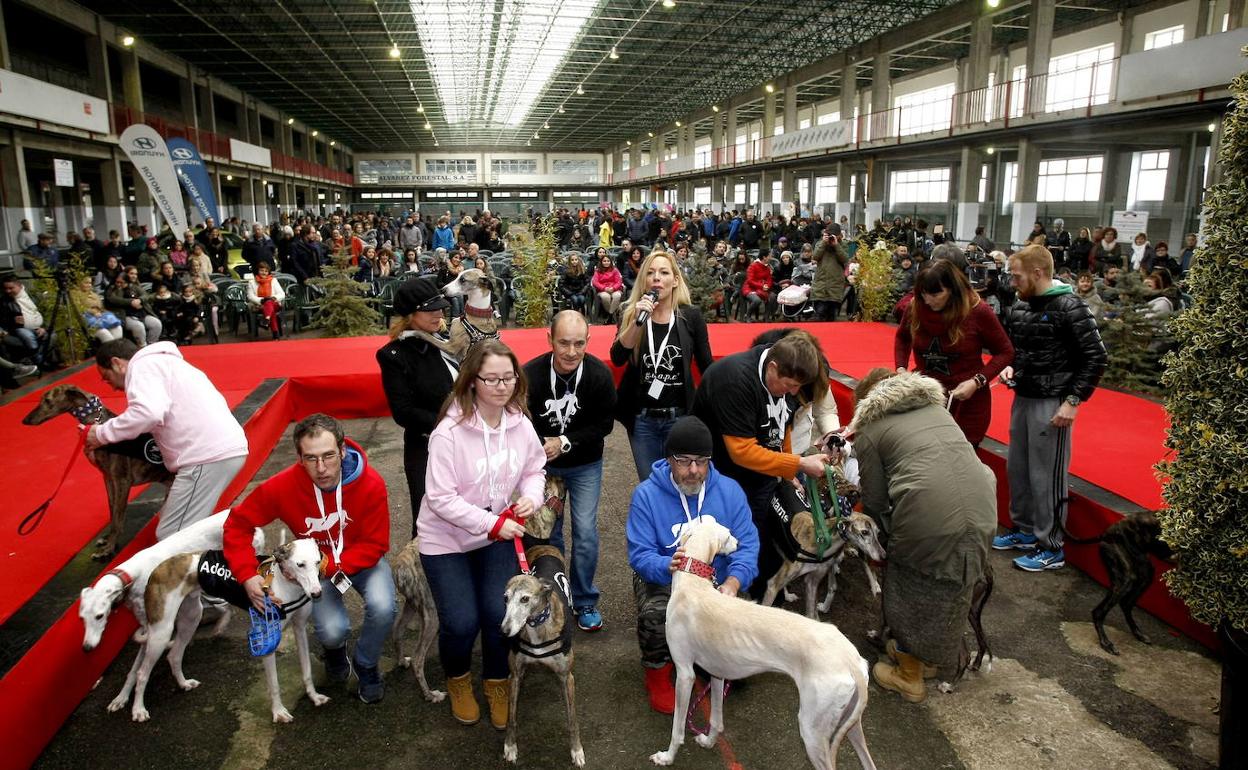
[769,121,852,158]
[0,68,109,134]
[53,159,74,187]
[1111,210,1150,240]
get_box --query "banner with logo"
[118,124,189,234]
[165,138,219,226]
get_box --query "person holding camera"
[811,225,849,321]
[894,260,1014,447]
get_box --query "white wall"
[890,65,957,100]
[1132,0,1199,48]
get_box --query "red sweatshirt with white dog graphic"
[223,439,390,578]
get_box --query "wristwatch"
[559,435,572,454]
[1064,395,1081,407]
[973,373,988,389]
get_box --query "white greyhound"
[650,519,877,770]
[111,538,326,723]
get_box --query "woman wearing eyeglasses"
[417,339,547,732]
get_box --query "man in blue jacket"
[625,416,759,715]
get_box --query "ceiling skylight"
[410,0,599,128]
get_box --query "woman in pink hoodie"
[418,339,547,730]
[591,248,624,322]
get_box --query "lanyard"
[676,479,706,524]
[549,360,583,433]
[646,318,674,378]
[758,349,789,431]
[312,481,346,566]
[482,419,509,510]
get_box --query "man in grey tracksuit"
[994,245,1107,572]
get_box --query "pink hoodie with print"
[417,400,547,556]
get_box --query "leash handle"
[18,427,88,537]
[492,504,531,574]
[804,474,833,560]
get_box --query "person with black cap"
[376,277,457,537]
[811,224,848,321]
[625,415,759,714]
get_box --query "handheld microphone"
[635,289,660,326]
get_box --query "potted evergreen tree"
[1156,54,1247,769]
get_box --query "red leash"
[488,503,531,574]
[18,426,88,536]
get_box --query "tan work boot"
[873,651,928,703]
[886,638,939,679]
[483,677,511,730]
[445,673,480,725]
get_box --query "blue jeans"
[311,559,396,670]
[421,540,517,679]
[630,413,679,481]
[12,327,41,363]
[546,460,603,609]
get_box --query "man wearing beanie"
[692,330,832,595]
[625,416,759,714]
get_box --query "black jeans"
[814,299,842,321]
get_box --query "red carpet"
[0,322,1194,769]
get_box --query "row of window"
[424,159,601,175]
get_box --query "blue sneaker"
[575,606,603,632]
[992,530,1038,550]
[1014,548,1065,572]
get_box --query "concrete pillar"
[121,48,143,114]
[871,55,890,138]
[763,92,777,138]
[629,142,640,173]
[1230,0,1245,30]
[1025,0,1056,113]
[726,106,738,163]
[180,66,198,129]
[1,136,34,250]
[866,156,886,227]
[98,151,129,239]
[839,66,857,122]
[240,175,258,225]
[1195,0,1213,37]
[956,146,986,242]
[0,1,9,70]
[197,79,216,136]
[85,22,111,101]
[1011,137,1041,246]
[835,161,853,223]
[960,13,993,125]
[1119,11,1135,57]
[783,84,797,134]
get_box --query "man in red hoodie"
[223,413,394,704]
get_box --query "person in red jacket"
[738,252,773,322]
[894,260,1014,446]
[223,413,394,704]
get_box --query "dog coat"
[510,551,573,659]
[769,483,848,564]
[196,550,309,619]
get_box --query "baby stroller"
[777,279,815,321]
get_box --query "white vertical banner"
[118,125,188,234]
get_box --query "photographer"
[811,225,848,321]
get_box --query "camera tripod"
[40,273,93,367]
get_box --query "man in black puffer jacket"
[995,245,1106,574]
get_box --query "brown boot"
[446,673,480,725]
[483,678,510,730]
[644,663,676,714]
[873,651,928,703]
[886,639,939,679]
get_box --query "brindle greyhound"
[23,384,174,559]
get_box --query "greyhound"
[78,510,254,652]
[500,544,584,768]
[441,267,500,360]
[23,384,174,559]
[390,537,446,703]
[1063,511,1171,655]
[762,508,887,619]
[651,519,876,770]
[112,538,326,723]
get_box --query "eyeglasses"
[476,374,518,388]
[300,451,341,468]
[670,455,711,469]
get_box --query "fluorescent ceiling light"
[411,0,600,127]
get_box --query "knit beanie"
[665,416,713,457]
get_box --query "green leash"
[804,473,835,560]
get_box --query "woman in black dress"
[377,278,458,538]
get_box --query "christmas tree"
[854,239,895,322]
[308,246,377,337]
[684,246,725,321]
[1098,271,1163,395]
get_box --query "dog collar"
[676,556,716,584]
[542,495,564,517]
[526,606,552,627]
[464,304,494,319]
[104,568,134,605]
[70,395,105,424]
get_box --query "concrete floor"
[37,419,1221,770]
